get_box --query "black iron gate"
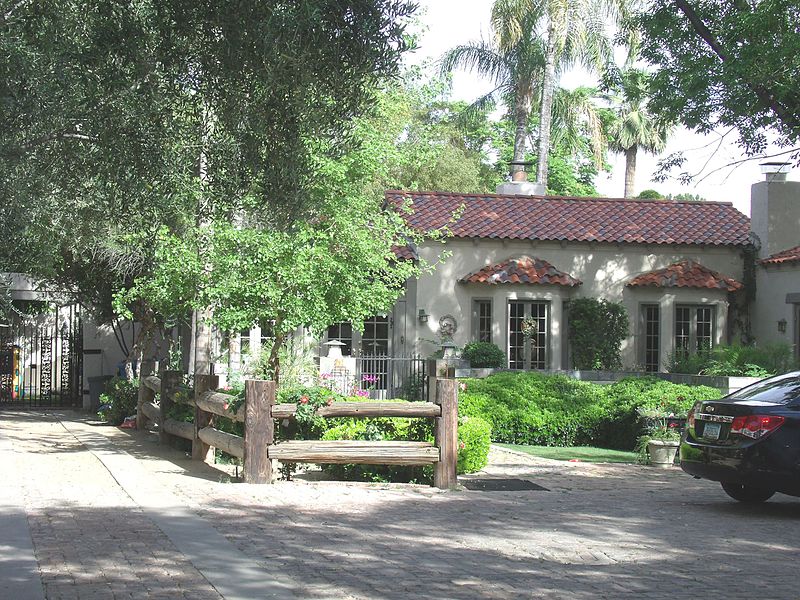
[0,303,83,409]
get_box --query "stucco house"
[323,165,799,376]
[750,164,800,352]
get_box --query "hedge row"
[458,372,722,450]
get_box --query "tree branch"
[2,131,96,158]
[1,0,31,24]
[674,0,800,135]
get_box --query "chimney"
[496,160,545,196]
[760,161,791,182]
[750,162,800,258]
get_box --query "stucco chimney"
[496,160,545,196]
[750,162,800,258]
[760,161,791,182]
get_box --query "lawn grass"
[496,444,638,464]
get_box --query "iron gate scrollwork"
[0,303,82,408]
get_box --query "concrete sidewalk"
[1,410,800,600]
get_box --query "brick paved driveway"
[1,410,799,599]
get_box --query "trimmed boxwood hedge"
[458,372,721,450]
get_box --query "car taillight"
[730,415,785,439]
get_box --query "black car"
[680,371,800,503]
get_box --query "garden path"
[1,410,799,599]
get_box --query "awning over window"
[627,259,742,292]
[459,256,582,286]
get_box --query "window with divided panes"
[675,305,714,356]
[508,301,547,369]
[473,299,492,343]
[642,304,660,372]
[326,322,353,356]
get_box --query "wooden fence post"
[243,379,276,484]
[193,373,219,462]
[159,370,183,446]
[136,359,156,430]
[433,378,459,490]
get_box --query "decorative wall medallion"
[438,314,458,338]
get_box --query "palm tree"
[492,0,628,189]
[550,86,607,172]
[607,69,671,198]
[440,11,545,179]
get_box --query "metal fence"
[324,355,427,401]
[0,304,83,409]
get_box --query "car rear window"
[727,372,800,405]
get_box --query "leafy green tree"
[0,0,416,359]
[370,77,502,193]
[487,104,603,196]
[606,69,671,197]
[636,189,664,199]
[669,192,706,202]
[639,0,800,167]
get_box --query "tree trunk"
[512,91,529,178]
[266,331,286,385]
[536,25,558,191]
[624,145,638,198]
[191,309,213,375]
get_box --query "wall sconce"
[778,318,788,333]
[418,309,429,324]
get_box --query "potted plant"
[636,406,683,468]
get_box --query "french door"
[508,301,548,370]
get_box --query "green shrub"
[459,372,721,451]
[457,415,491,473]
[665,349,712,374]
[567,298,629,370]
[462,342,505,368]
[667,343,798,376]
[97,377,139,425]
[703,343,797,376]
[321,417,431,483]
[319,409,491,483]
[595,377,717,449]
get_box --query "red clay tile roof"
[459,256,582,286]
[760,245,800,266]
[391,244,417,261]
[386,191,751,247]
[627,260,743,292]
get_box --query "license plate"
[703,422,721,440]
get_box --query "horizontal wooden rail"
[163,418,194,440]
[142,375,161,394]
[271,401,441,420]
[195,390,242,421]
[267,440,440,465]
[198,426,244,459]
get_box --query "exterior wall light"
[778,318,788,333]
[418,309,429,324]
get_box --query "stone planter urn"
[648,440,680,468]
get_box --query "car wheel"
[721,482,776,503]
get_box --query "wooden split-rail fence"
[136,371,458,488]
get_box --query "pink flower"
[459,441,466,450]
[326,398,334,406]
[299,396,309,405]
[223,402,229,411]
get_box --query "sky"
[404,0,796,217]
